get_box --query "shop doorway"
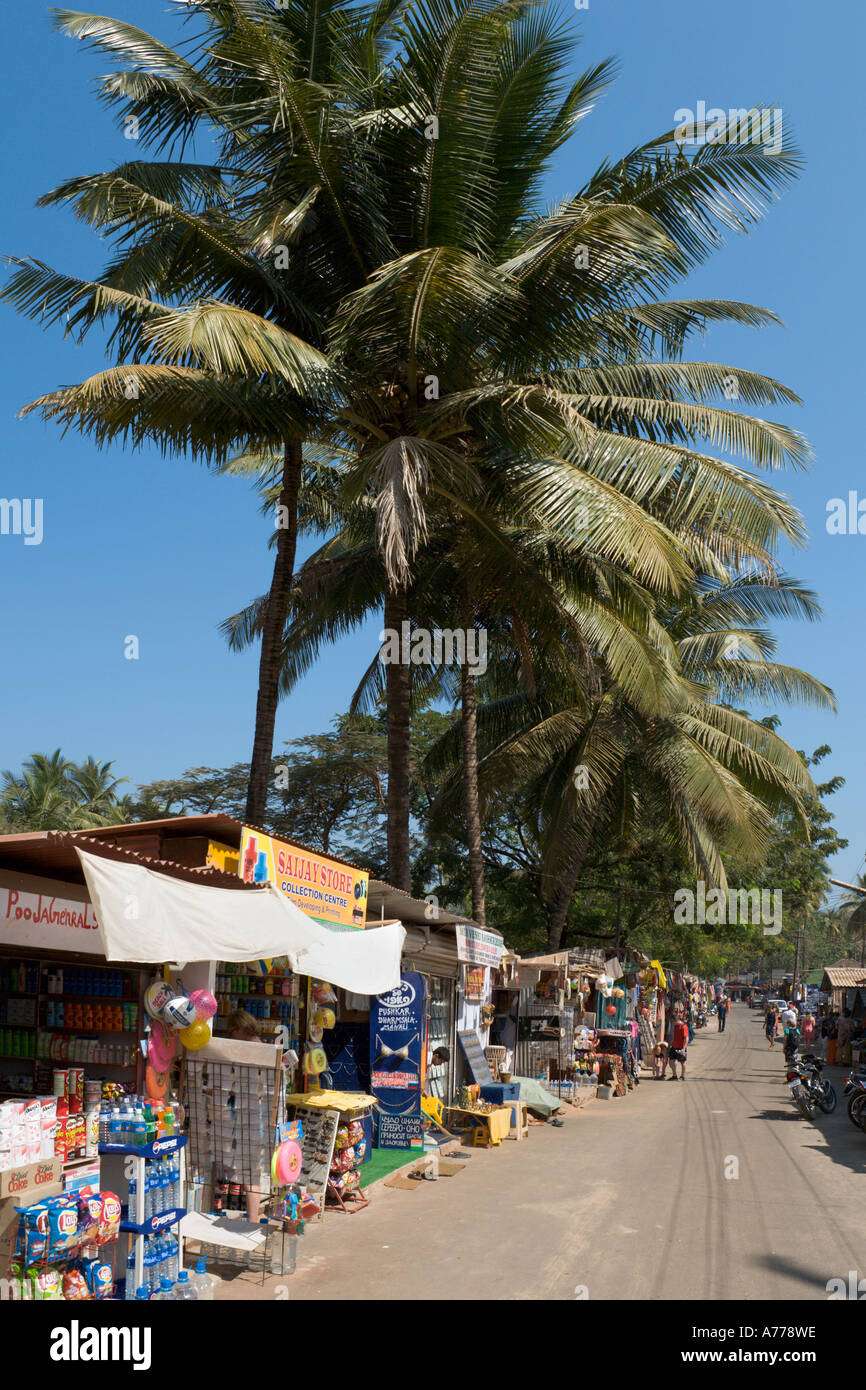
[426,976,455,1102]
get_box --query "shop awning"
[76,847,404,995]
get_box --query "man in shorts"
[669,1017,689,1080]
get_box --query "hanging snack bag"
[18,1203,49,1266]
[82,1256,114,1299]
[61,1266,90,1301]
[46,1199,79,1260]
[29,1267,62,1301]
[97,1193,122,1245]
[333,1125,350,1152]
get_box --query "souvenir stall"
[514,953,574,1100]
[9,840,401,1297]
[572,961,642,1098]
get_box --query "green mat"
[363,1147,423,1185]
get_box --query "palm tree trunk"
[546,821,596,951]
[461,654,486,926]
[384,580,411,891]
[245,439,302,826]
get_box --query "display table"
[445,1105,512,1147]
[285,1091,375,1114]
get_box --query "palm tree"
[455,573,834,948]
[838,875,866,966]
[4,0,812,896]
[1,751,130,830]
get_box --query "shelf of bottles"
[212,961,300,1041]
[0,956,142,1096]
[98,1134,187,1298]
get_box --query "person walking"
[669,1016,689,1081]
[717,993,729,1033]
[765,1003,778,1050]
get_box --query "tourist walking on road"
[669,1016,689,1080]
[717,993,729,1032]
[765,1004,778,1049]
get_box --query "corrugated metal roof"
[822,966,866,988]
[0,828,259,891]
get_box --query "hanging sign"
[0,884,101,954]
[239,827,368,930]
[370,972,426,1149]
[464,966,486,1001]
[455,924,504,969]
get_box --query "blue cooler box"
[479,1082,520,1103]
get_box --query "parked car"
[751,993,765,1009]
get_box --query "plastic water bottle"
[143,1237,159,1296]
[148,1162,161,1214]
[160,1161,172,1212]
[164,1234,179,1283]
[121,1101,135,1147]
[125,1246,136,1299]
[131,1107,147,1150]
[170,1155,181,1207]
[142,1167,151,1221]
[173,1269,198,1302]
[128,1168,137,1220]
[152,1277,174,1302]
[155,1234,168,1285]
[135,1284,150,1302]
[98,1104,111,1146]
[191,1257,215,1301]
[108,1107,123,1145]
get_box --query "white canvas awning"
[76,847,404,995]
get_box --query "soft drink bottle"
[173,1270,198,1302]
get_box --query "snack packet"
[97,1192,121,1245]
[29,1267,62,1301]
[61,1267,89,1301]
[82,1256,114,1299]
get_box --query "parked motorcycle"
[843,1069,866,1128]
[695,1009,707,1029]
[786,1051,837,1119]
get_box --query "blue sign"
[370,972,426,1149]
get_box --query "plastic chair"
[421,1095,457,1139]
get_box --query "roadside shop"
[0,817,403,1300]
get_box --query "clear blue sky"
[1,1,863,894]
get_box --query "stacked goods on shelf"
[7,1186,121,1301]
[0,957,142,1096]
[212,961,298,1029]
[0,1073,147,1175]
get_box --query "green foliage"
[1,751,130,831]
